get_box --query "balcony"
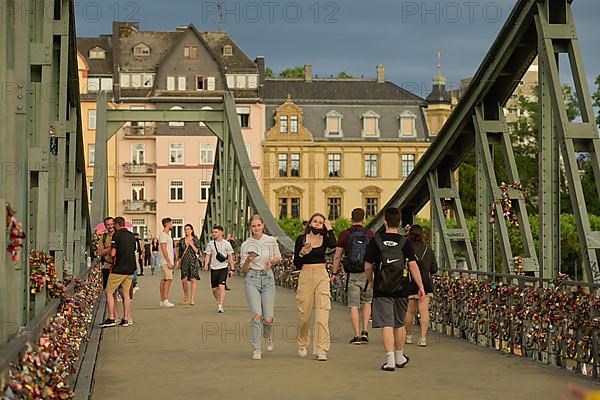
[123,125,156,138]
[122,162,157,176]
[123,200,157,213]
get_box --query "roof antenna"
[217,0,224,32]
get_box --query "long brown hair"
[304,213,327,234]
[408,224,425,243]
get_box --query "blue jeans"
[245,270,276,351]
[151,252,160,274]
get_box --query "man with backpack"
[364,207,425,372]
[332,208,374,345]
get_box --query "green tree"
[265,67,274,78]
[279,67,305,78]
[337,71,353,79]
[593,74,600,129]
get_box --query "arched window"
[133,43,151,56]
[169,106,184,127]
[199,106,213,127]
[89,46,106,59]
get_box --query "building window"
[88,109,96,130]
[88,181,93,202]
[200,181,210,202]
[131,74,142,88]
[170,181,184,202]
[133,43,151,56]
[131,218,147,239]
[226,75,235,89]
[236,75,247,89]
[325,110,343,136]
[142,74,153,88]
[167,76,175,91]
[399,111,416,136]
[327,197,341,220]
[88,144,95,166]
[200,143,215,165]
[184,46,199,59]
[178,77,186,91]
[365,197,378,218]
[279,116,288,133]
[362,111,380,137]
[248,75,258,88]
[278,154,288,177]
[278,198,288,219]
[328,153,341,177]
[196,76,215,91]
[290,153,300,177]
[131,144,145,164]
[237,107,250,128]
[172,218,184,239]
[88,47,105,59]
[169,106,184,127]
[402,154,416,178]
[87,77,100,92]
[365,154,378,177]
[223,45,233,56]
[290,116,298,133]
[169,143,184,164]
[131,181,145,201]
[199,106,213,127]
[291,198,300,218]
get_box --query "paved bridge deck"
[91,272,599,400]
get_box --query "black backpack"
[374,235,409,295]
[343,228,370,273]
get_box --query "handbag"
[214,240,228,263]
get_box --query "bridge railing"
[432,269,600,379]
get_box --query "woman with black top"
[151,238,160,275]
[177,224,202,305]
[405,225,438,347]
[293,212,337,361]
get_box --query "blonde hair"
[249,215,265,233]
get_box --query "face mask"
[310,227,324,235]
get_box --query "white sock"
[386,352,395,367]
[395,350,407,365]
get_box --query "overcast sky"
[76,0,599,99]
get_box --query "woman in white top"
[240,215,281,360]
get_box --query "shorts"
[372,297,408,329]
[346,273,373,308]
[211,268,229,288]
[102,268,111,289]
[408,293,434,300]
[161,263,174,280]
[106,273,133,295]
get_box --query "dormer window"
[325,110,343,136]
[223,45,233,56]
[398,111,416,136]
[184,46,199,59]
[361,111,380,137]
[89,47,106,59]
[133,43,151,56]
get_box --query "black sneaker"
[381,363,395,372]
[118,319,130,327]
[99,318,116,328]
[349,336,362,345]
[225,284,231,291]
[396,355,410,368]
[360,331,369,344]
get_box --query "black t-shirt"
[111,228,137,275]
[293,230,337,269]
[364,232,417,298]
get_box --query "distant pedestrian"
[204,225,234,313]
[150,237,160,275]
[159,218,176,308]
[293,213,337,361]
[364,208,425,372]
[100,217,137,327]
[405,225,437,347]
[144,240,151,267]
[177,224,201,305]
[240,215,281,360]
[332,208,374,345]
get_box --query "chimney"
[377,64,385,83]
[304,64,313,82]
[255,56,265,99]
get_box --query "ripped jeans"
[296,264,331,354]
[245,270,276,351]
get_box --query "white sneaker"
[163,300,175,308]
[298,347,308,357]
[417,337,427,347]
[316,352,328,361]
[133,286,140,294]
[266,338,274,352]
[406,335,413,344]
[217,304,224,313]
[252,350,262,360]
[159,300,164,307]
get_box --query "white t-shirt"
[159,231,174,266]
[205,239,234,270]
[240,234,281,271]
